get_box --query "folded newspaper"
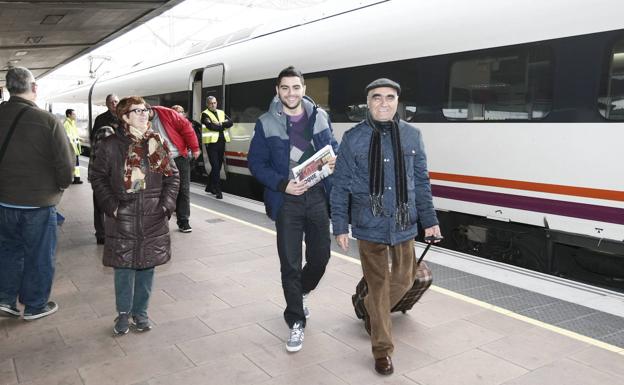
[292,144,336,187]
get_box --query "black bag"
[352,242,434,320]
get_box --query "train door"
[200,63,227,181]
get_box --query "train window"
[330,61,419,123]
[599,37,624,120]
[444,45,553,121]
[305,76,330,112]
[229,78,275,123]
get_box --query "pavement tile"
[404,349,527,385]
[79,345,194,385]
[0,358,17,385]
[570,345,624,379]
[147,354,270,385]
[502,358,623,385]
[17,369,84,385]
[177,323,281,365]
[254,364,349,385]
[199,301,284,332]
[405,295,485,328]
[480,326,589,370]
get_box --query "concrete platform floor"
[1,182,624,385]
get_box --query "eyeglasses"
[128,108,151,115]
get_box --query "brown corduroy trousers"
[358,238,417,359]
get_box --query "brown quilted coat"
[90,133,179,269]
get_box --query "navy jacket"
[330,120,438,245]
[248,96,338,220]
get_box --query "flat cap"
[365,78,401,95]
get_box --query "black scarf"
[367,111,409,230]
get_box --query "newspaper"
[292,144,336,187]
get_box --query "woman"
[91,96,179,335]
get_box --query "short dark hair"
[65,109,75,117]
[276,66,304,86]
[6,67,34,94]
[105,94,118,103]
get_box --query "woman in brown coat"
[91,96,179,335]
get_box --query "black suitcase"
[352,242,434,320]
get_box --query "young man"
[248,66,338,352]
[331,78,442,375]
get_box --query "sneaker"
[0,303,20,318]
[178,223,192,233]
[23,301,58,320]
[132,314,152,332]
[113,312,130,335]
[286,321,304,352]
[215,191,223,199]
[303,293,310,319]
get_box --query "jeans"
[358,238,417,358]
[114,267,154,317]
[206,140,225,191]
[0,205,57,313]
[275,185,330,328]
[173,156,190,226]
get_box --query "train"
[47,0,624,291]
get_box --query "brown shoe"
[374,356,394,375]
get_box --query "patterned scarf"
[366,111,409,230]
[123,123,173,193]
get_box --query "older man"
[0,67,74,320]
[201,96,232,199]
[91,94,120,244]
[330,78,442,375]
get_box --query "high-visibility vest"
[201,108,230,144]
[63,118,81,156]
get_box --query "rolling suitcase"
[352,241,435,320]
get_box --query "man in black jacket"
[90,94,119,244]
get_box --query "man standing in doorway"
[331,78,442,375]
[91,94,119,244]
[0,66,74,320]
[63,108,83,184]
[248,66,338,353]
[201,96,232,199]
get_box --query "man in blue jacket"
[248,66,338,353]
[331,78,442,375]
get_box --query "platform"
[1,169,624,385]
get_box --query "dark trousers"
[93,193,104,240]
[206,140,225,191]
[275,185,330,328]
[114,267,154,317]
[358,238,417,359]
[173,156,190,226]
[0,206,57,313]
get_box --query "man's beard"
[279,96,301,111]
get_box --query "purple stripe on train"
[432,185,624,225]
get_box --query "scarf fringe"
[396,202,410,231]
[370,194,384,216]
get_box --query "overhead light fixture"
[41,14,64,25]
[14,51,28,57]
[25,36,43,44]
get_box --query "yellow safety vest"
[201,108,230,144]
[63,118,81,156]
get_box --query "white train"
[48,0,624,289]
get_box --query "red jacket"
[151,106,199,157]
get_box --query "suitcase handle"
[417,236,443,265]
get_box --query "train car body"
[48,0,624,289]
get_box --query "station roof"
[0,0,185,87]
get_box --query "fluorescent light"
[41,15,64,25]
[14,51,28,57]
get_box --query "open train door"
[196,63,227,181]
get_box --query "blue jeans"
[114,267,154,317]
[0,205,57,313]
[275,185,331,328]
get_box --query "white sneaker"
[286,321,304,352]
[303,293,310,319]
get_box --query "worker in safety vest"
[63,108,83,184]
[201,96,232,199]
